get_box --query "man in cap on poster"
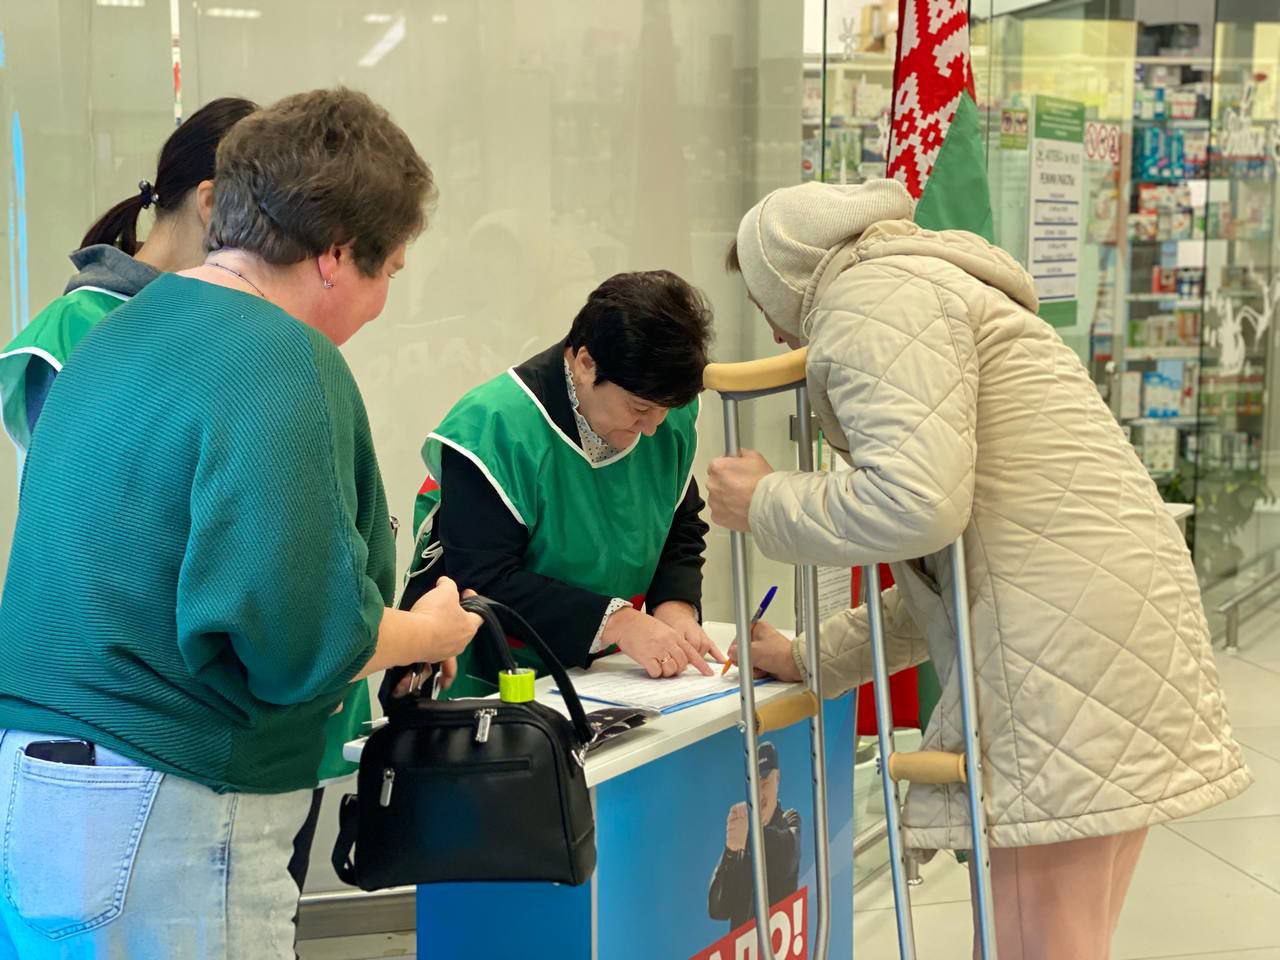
[707,741,801,930]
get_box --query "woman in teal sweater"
[0,89,478,959]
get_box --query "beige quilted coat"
[746,219,1252,851]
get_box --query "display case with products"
[1110,49,1217,485]
[801,56,893,184]
[1103,35,1277,540]
[1094,17,1280,590]
[801,0,895,185]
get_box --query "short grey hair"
[208,87,434,277]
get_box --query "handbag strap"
[462,596,594,747]
[332,793,360,887]
[461,596,519,674]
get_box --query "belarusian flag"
[887,0,995,731]
[887,0,994,242]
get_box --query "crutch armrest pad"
[887,751,967,784]
[703,349,808,394]
[754,690,819,734]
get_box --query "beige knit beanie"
[735,179,914,339]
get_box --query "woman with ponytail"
[0,96,257,454]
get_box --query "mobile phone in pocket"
[24,739,96,766]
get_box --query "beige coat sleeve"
[747,261,978,569]
[790,584,929,697]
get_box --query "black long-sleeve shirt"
[432,341,708,671]
[707,806,802,930]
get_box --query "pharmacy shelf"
[1125,294,1204,307]
[1215,287,1272,297]
[1133,118,1211,128]
[1130,236,1272,246]
[1125,415,1211,427]
[1126,346,1202,360]
[1135,55,1214,66]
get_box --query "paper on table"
[559,666,767,714]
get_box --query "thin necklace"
[206,260,266,299]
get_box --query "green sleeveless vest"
[416,369,699,697]
[0,287,127,453]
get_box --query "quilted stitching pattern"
[756,225,1251,851]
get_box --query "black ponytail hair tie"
[138,179,159,209]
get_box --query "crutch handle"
[703,348,808,395]
[754,690,819,734]
[887,751,967,785]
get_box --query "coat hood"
[799,219,1039,340]
[64,244,159,298]
[735,179,915,340]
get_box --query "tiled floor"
[300,605,1280,960]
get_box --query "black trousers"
[289,787,326,890]
[289,786,326,956]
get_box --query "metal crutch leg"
[873,541,998,960]
[865,564,919,960]
[950,539,997,959]
[705,350,832,960]
[794,385,832,960]
[722,392,775,960]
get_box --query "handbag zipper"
[474,708,497,743]
[379,768,395,807]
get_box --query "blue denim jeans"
[0,730,311,959]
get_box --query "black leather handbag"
[332,597,596,891]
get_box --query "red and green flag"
[887,0,994,242]
[887,0,994,731]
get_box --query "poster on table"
[595,698,856,960]
[1028,95,1086,329]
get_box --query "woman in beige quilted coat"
[706,179,1251,959]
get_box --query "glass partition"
[1195,7,1279,605]
[0,2,176,573]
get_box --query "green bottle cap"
[498,668,536,703]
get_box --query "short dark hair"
[567,271,713,409]
[208,88,434,277]
[81,96,258,254]
[725,239,741,274]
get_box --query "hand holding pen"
[722,585,778,676]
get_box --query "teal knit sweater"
[0,275,395,793]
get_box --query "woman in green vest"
[0,96,257,456]
[396,270,722,700]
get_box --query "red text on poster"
[690,887,808,960]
